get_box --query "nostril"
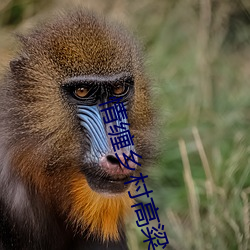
[106,155,120,165]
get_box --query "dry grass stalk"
[179,138,203,248]
[241,191,250,250]
[192,126,214,196]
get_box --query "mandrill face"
[62,73,136,194]
[0,10,154,242]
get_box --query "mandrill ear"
[9,57,27,77]
[10,34,29,74]
[9,58,21,73]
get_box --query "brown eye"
[75,87,89,98]
[113,84,125,95]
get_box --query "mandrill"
[0,9,153,250]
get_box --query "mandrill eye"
[75,87,89,98]
[113,84,126,95]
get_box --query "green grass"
[1,0,250,249]
[131,1,250,250]
[128,1,250,249]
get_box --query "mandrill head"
[0,10,154,242]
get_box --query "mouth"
[101,174,131,183]
[82,163,132,194]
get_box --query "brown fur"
[0,9,153,244]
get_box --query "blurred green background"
[1,0,250,249]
